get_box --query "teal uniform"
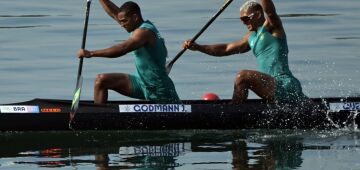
[248,25,308,103]
[129,20,180,103]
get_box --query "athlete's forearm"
[195,44,231,57]
[99,0,120,20]
[89,44,129,58]
[260,0,277,16]
[261,0,283,30]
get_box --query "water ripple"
[0,14,50,18]
[0,25,50,29]
[334,37,360,40]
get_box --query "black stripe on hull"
[0,98,359,131]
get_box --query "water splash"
[325,109,341,129]
[325,107,360,131]
[351,110,359,131]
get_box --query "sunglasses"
[240,13,255,23]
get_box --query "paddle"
[165,0,233,74]
[69,0,92,128]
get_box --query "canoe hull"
[1,98,359,131]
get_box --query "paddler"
[183,0,308,104]
[77,1,180,104]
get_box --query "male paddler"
[183,0,308,104]
[77,1,180,104]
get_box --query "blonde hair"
[240,0,262,12]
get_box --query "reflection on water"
[1,130,360,169]
[121,143,185,157]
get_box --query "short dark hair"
[119,1,141,17]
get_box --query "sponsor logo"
[329,102,360,112]
[41,108,62,113]
[0,105,40,113]
[119,104,191,113]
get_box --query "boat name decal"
[329,102,360,112]
[0,105,40,113]
[119,104,192,113]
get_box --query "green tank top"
[248,25,308,103]
[130,20,180,103]
[132,20,170,88]
[248,25,292,77]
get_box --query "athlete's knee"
[95,74,107,88]
[235,70,252,85]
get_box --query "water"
[1,0,360,169]
[1,130,360,169]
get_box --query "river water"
[1,0,360,169]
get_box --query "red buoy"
[202,92,220,100]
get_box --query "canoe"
[0,97,359,131]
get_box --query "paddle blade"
[69,76,83,122]
[165,62,173,75]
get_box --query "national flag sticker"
[0,105,40,113]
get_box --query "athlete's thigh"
[97,73,132,96]
[246,70,276,97]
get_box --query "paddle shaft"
[70,0,92,123]
[166,0,233,74]
[76,0,91,84]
